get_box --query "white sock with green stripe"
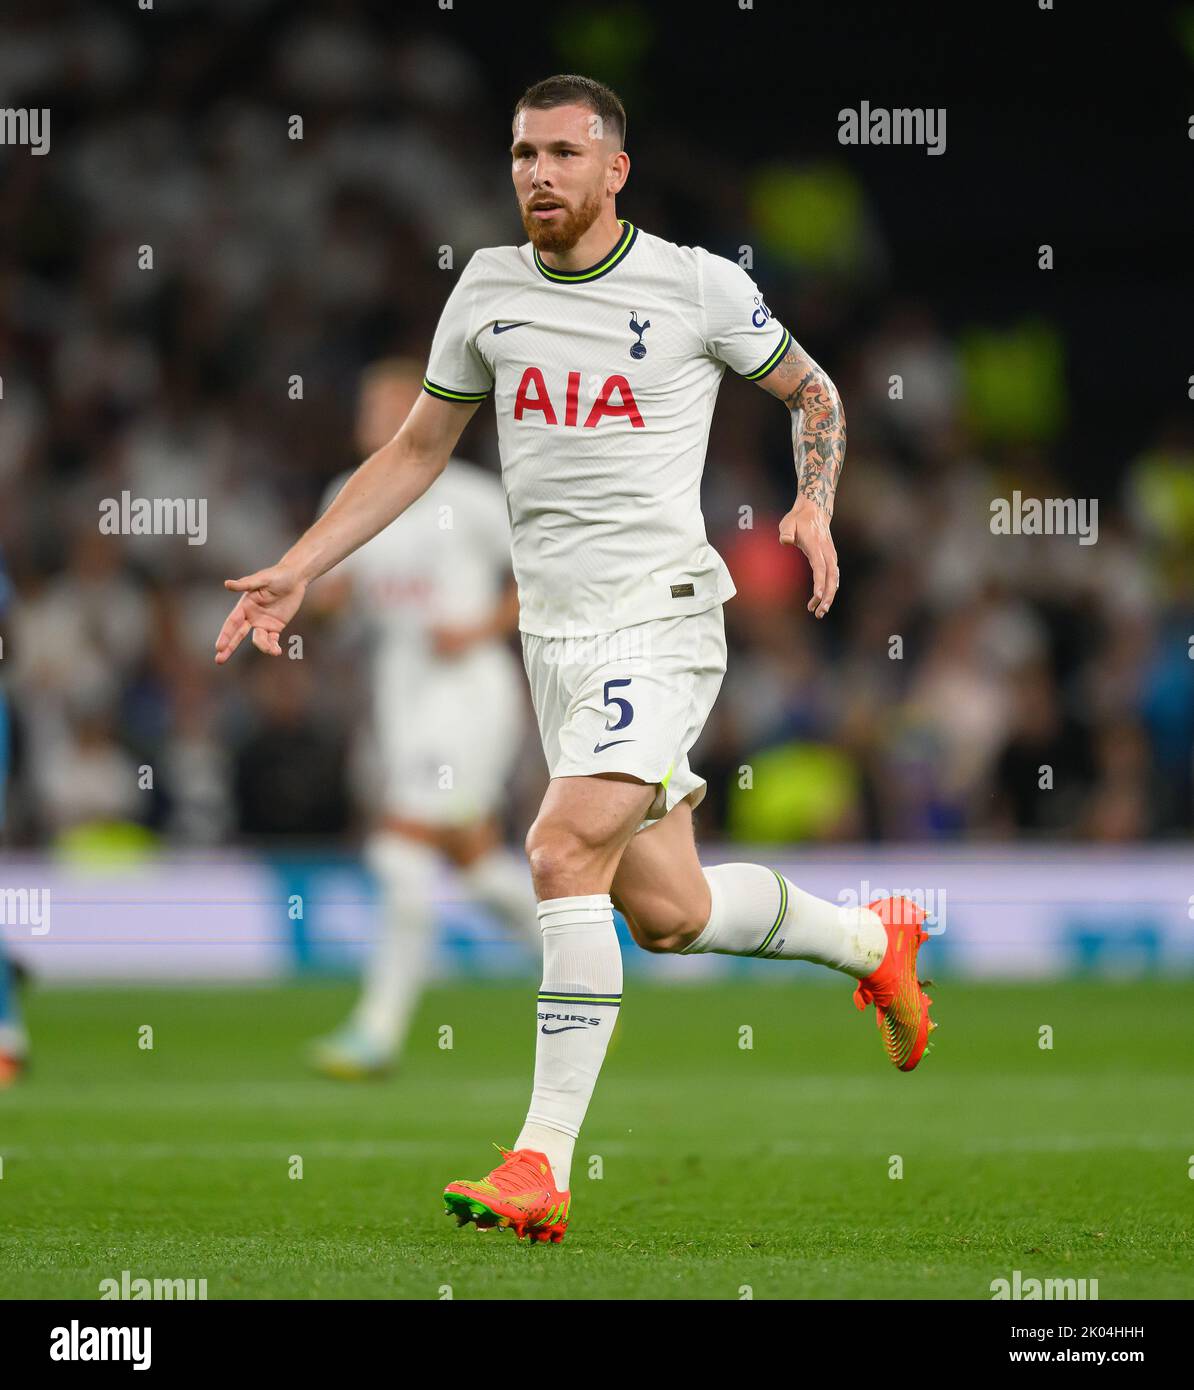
[515,893,623,1192]
[682,863,887,977]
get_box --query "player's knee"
[523,821,604,896]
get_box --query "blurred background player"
[0,544,29,1087]
[309,358,538,1078]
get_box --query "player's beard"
[520,186,604,254]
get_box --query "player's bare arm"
[213,393,481,664]
[757,340,844,619]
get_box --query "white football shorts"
[377,645,526,826]
[520,603,729,833]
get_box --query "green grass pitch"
[1,978,1190,1299]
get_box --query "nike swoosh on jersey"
[593,738,635,753]
[540,1024,589,1035]
[492,320,534,334]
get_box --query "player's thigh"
[611,801,711,950]
[526,773,657,880]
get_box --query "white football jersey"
[323,457,517,710]
[423,221,792,637]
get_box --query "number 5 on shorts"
[603,678,634,730]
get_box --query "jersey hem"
[517,588,736,639]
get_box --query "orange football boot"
[852,896,937,1071]
[443,1146,570,1244]
[0,1050,25,1089]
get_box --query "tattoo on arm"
[758,343,846,519]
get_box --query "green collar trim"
[533,220,638,284]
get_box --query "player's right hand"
[214,565,308,664]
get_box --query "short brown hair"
[513,74,627,150]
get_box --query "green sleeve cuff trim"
[742,328,791,381]
[422,377,491,403]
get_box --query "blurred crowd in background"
[1,0,1193,850]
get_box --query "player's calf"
[614,892,706,953]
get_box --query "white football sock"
[515,1121,576,1192]
[515,893,622,1191]
[350,833,440,1054]
[457,847,540,949]
[682,863,887,977]
[0,1022,28,1058]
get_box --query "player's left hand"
[778,498,839,619]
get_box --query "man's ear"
[609,150,630,195]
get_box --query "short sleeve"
[422,254,494,404]
[698,250,791,382]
